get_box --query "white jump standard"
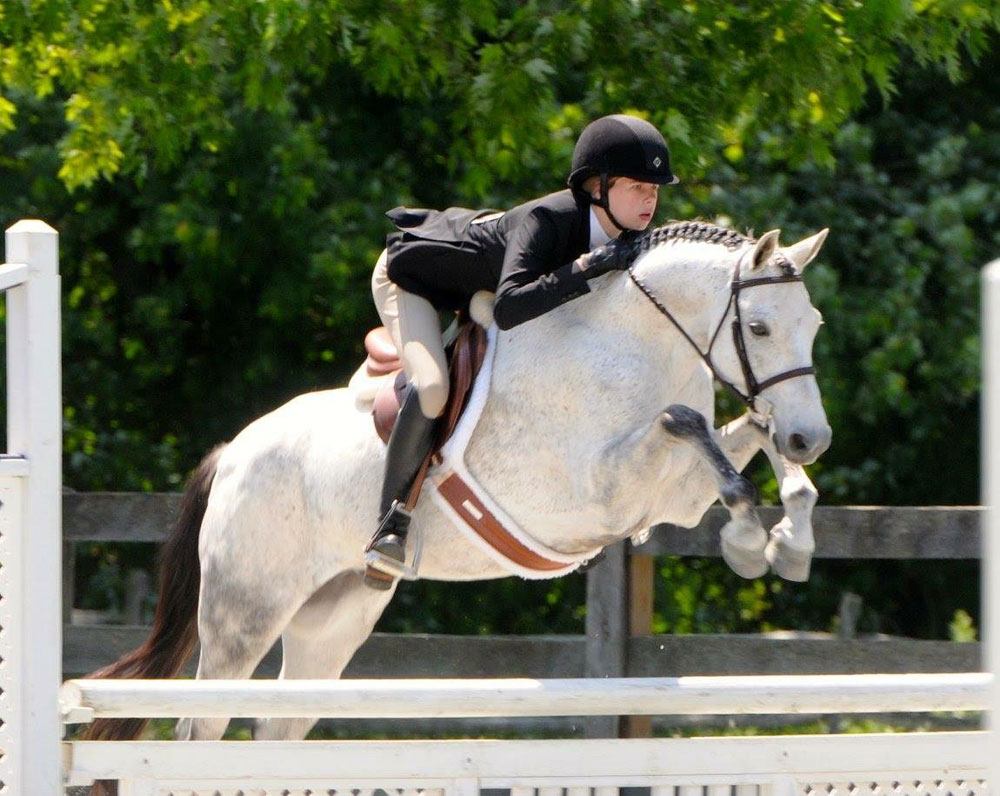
[0,220,62,796]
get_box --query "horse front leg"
[715,414,819,582]
[661,405,768,579]
[759,438,819,582]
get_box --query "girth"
[362,321,583,574]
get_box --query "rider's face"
[605,178,659,232]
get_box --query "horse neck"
[487,242,743,418]
[616,240,744,355]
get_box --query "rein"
[627,248,815,413]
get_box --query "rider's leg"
[367,253,449,588]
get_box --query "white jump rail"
[59,673,994,793]
[0,221,61,795]
[59,673,991,723]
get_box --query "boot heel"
[363,565,396,591]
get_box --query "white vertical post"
[0,474,25,791]
[0,220,62,794]
[981,259,1000,790]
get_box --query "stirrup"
[364,503,423,584]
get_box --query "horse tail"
[82,444,226,743]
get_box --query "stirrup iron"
[364,504,424,582]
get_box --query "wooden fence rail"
[63,495,983,555]
[62,495,983,735]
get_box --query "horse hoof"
[765,539,812,582]
[721,539,769,579]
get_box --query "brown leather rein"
[627,251,816,413]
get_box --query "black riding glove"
[570,239,634,280]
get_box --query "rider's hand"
[571,241,632,279]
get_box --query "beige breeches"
[372,249,450,419]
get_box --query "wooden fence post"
[584,540,627,737]
[625,552,654,737]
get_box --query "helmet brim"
[568,169,680,188]
[618,171,681,186]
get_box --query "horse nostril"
[789,432,808,452]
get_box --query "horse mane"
[638,220,751,252]
[618,220,797,276]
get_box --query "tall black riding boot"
[364,385,437,589]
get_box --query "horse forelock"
[773,252,797,276]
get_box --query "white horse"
[87,221,831,745]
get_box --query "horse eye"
[748,321,769,337]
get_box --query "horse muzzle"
[774,423,831,465]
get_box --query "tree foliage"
[3,1,998,191]
[1,2,998,637]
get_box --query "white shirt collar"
[589,207,614,250]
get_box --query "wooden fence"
[62,495,982,734]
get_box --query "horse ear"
[782,228,829,271]
[750,229,781,270]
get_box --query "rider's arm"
[493,206,592,331]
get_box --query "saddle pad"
[428,325,601,579]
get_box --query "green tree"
[3,1,998,191]
[3,0,998,488]
[2,2,997,637]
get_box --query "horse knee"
[720,476,758,509]
[414,379,449,419]
[661,404,707,439]
[780,477,818,510]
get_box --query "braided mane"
[637,220,750,253]
[621,220,796,276]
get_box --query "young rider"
[365,114,679,589]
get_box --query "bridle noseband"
[627,249,816,414]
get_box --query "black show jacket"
[385,189,602,330]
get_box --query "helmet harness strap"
[594,173,630,233]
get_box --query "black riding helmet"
[567,114,679,231]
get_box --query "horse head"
[627,223,831,466]
[712,228,832,464]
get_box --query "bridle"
[627,248,816,415]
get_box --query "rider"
[365,113,679,589]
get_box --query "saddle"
[353,305,600,578]
[363,318,489,454]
